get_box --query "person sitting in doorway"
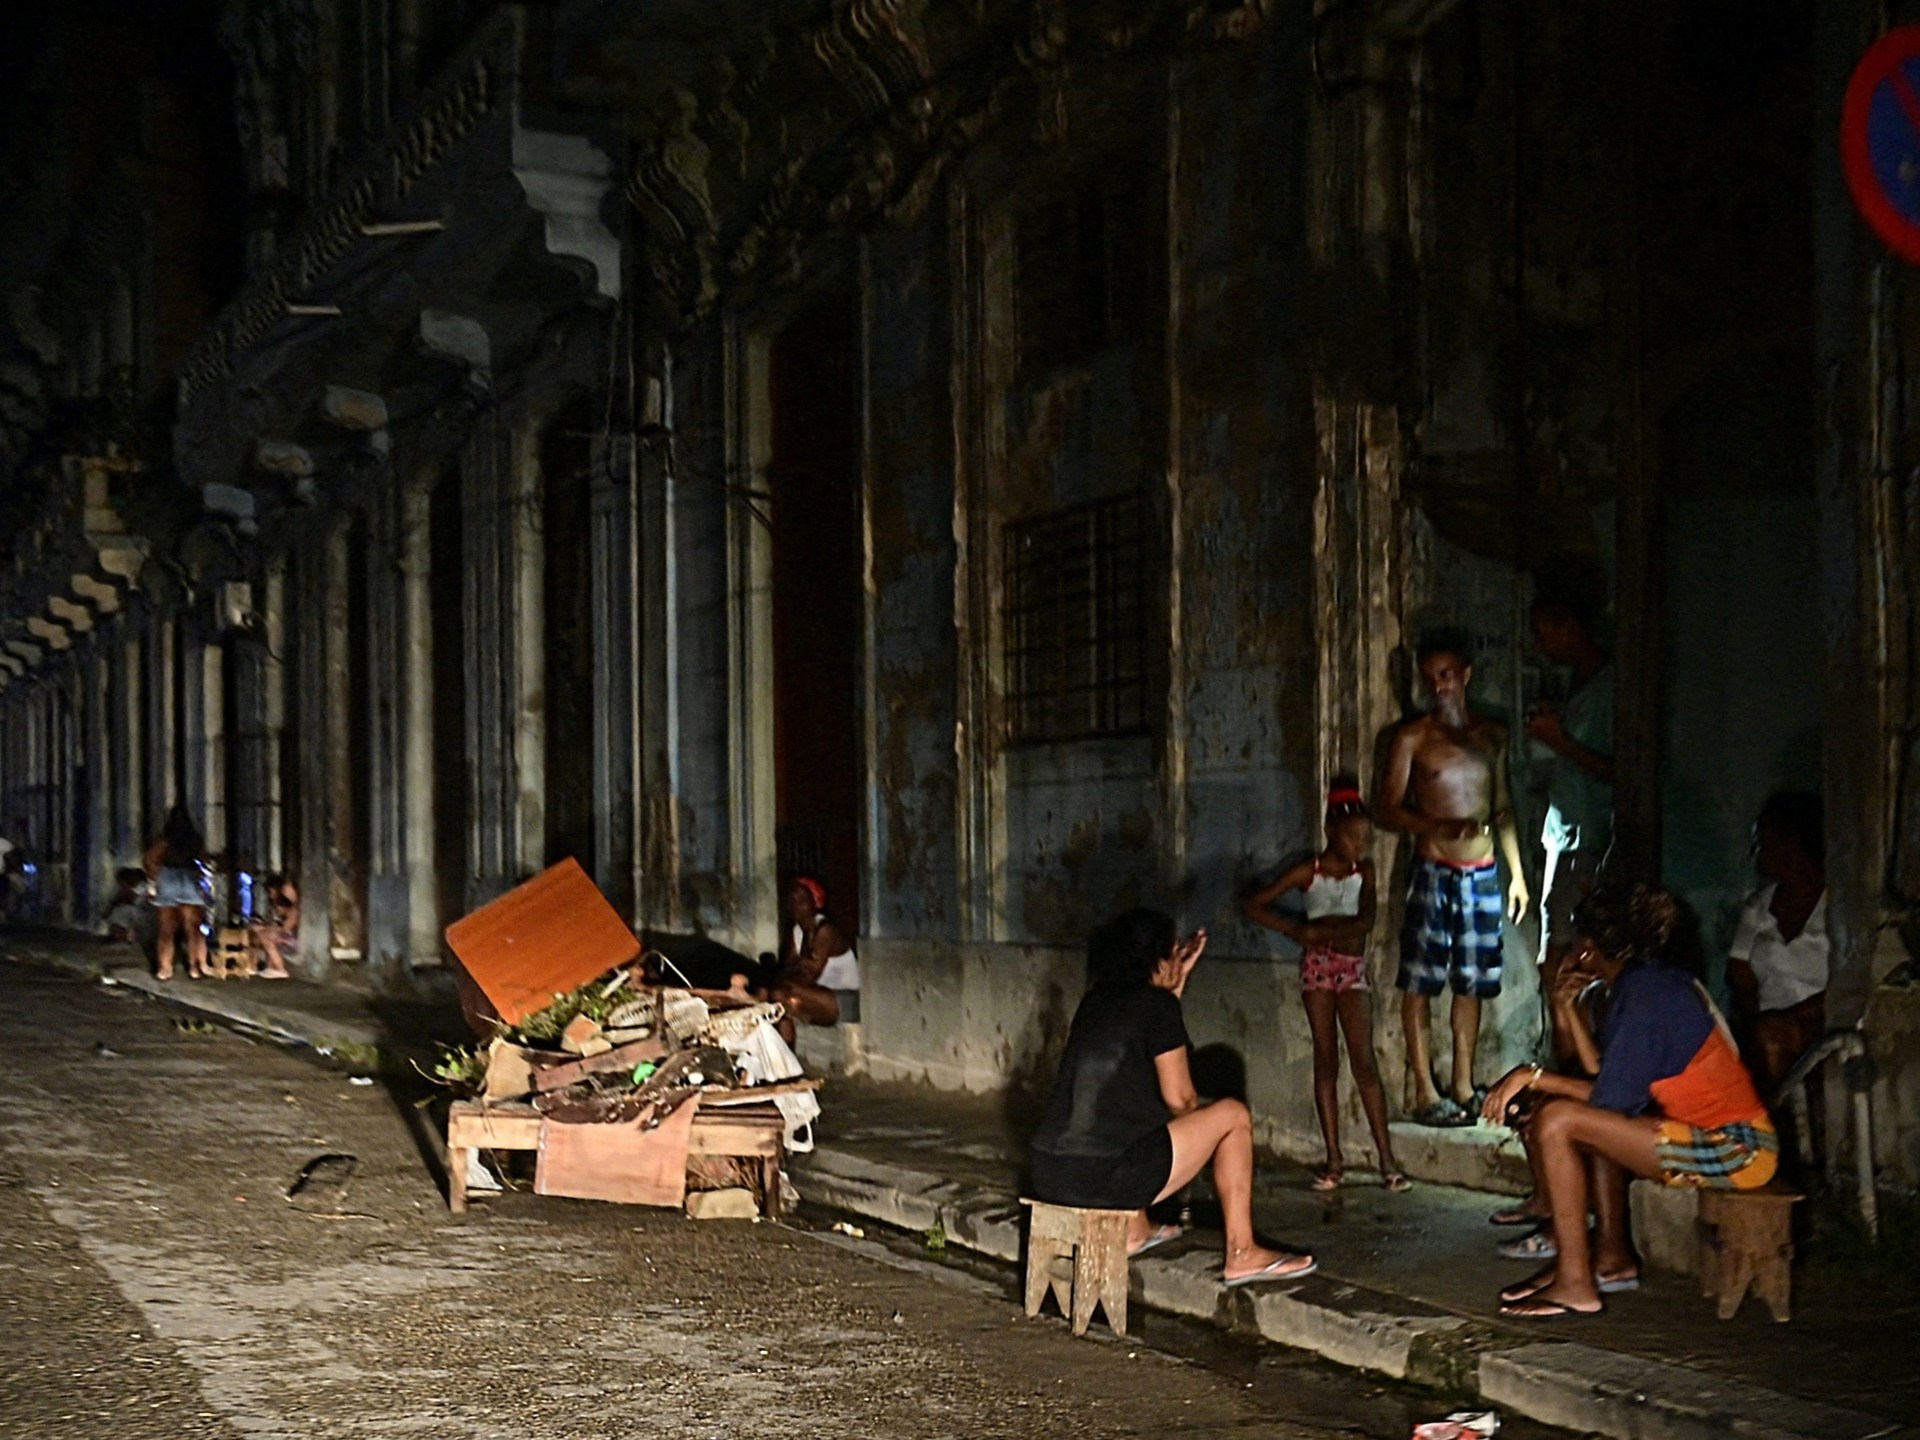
[770,875,860,1048]
[1727,791,1827,1093]
[1479,881,1776,1319]
[1028,908,1316,1287]
[249,872,300,980]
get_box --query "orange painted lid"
[445,858,640,1026]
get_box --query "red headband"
[794,875,827,910]
[1327,787,1364,807]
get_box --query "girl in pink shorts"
[1246,784,1408,1191]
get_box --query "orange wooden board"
[444,859,640,1026]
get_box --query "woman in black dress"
[1029,908,1315,1286]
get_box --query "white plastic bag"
[734,1020,820,1153]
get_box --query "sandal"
[1381,1170,1413,1193]
[1499,1267,1557,1304]
[1223,1253,1317,1287]
[1499,1295,1601,1319]
[1310,1167,1343,1192]
[1489,1204,1548,1227]
[1595,1270,1641,1294]
[1129,1223,1182,1258]
[1496,1230,1558,1261]
[1409,1098,1468,1127]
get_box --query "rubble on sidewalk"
[436,860,822,1215]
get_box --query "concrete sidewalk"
[11,931,1915,1440]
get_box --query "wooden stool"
[1697,1185,1800,1321]
[1021,1199,1131,1337]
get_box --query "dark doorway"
[429,465,470,939]
[769,290,864,930]
[540,397,597,877]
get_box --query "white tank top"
[792,923,860,991]
[1302,864,1363,921]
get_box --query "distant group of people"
[1024,587,1828,1316]
[107,804,298,981]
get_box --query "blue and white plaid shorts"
[1396,857,1504,998]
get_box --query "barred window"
[1004,492,1151,744]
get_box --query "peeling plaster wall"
[864,213,959,941]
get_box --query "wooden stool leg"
[448,1144,469,1214]
[1090,1212,1130,1337]
[1716,1247,1755,1319]
[1070,1241,1099,1337]
[762,1155,782,1220]
[1025,1238,1061,1318]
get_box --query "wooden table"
[446,1098,788,1217]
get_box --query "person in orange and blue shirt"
[1478,881,1777,1319]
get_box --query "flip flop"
[1499,1295,1602,1319]
[1409,1099,1467,1127]
[1499,1268,1557,1304]
[1496,1230,1558,1261]
[1129,1224,1182,1258]
[1488,1205,1547,1226]
[1503,1269,1638,1304]
[1310,1168,1343,1192]
[1223,1254,1317,1287]
[1382,1171,1413,1193]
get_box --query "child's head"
[1324,780,1371,863]
[114,867,145,897]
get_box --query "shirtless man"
[1379,632,1529,1124]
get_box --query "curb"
[789,1145,1909,1440]
[9,944,1906,1440]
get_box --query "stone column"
[511,423,546,880]
[86,645,114,920]
[110,627,141,863]
[400,480,439,964]
[591,434,641,919]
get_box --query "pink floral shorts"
[1301,946,1370,993]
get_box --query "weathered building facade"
[3,0,1917,1187]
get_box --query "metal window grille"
[1004,492,1151,744]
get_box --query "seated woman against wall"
[1027,908,1315,1286]
[769,875,860,1050]
[1479,881,1776,1318]
[1727,791,1827,1092]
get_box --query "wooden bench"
[1697,1185,1800,1321]
[1021,1199,1131,1337]
[446,1098,787,1218]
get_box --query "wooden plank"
[529,1037,669,1093]
[444,859,640,1025]
[699,1078,823,1106]
[447,1107,542,1151]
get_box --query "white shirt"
[791,923,860,992]
[1730,884,1829,1012]
[1302,865,1363,921]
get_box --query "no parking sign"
[1843,26,1920,264]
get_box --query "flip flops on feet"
[1499,1295,1602,1319]
[1129,1224,1182,1258]
[1409,1098,1469,1127]
[1223,1253,1317,1287]
[1382,1170,1413,1192]
[1310,1167,1343,1192]
[1489,1204,1548,1226]
[1496,1229,1558,1261]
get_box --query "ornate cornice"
[625,0,1266,324]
